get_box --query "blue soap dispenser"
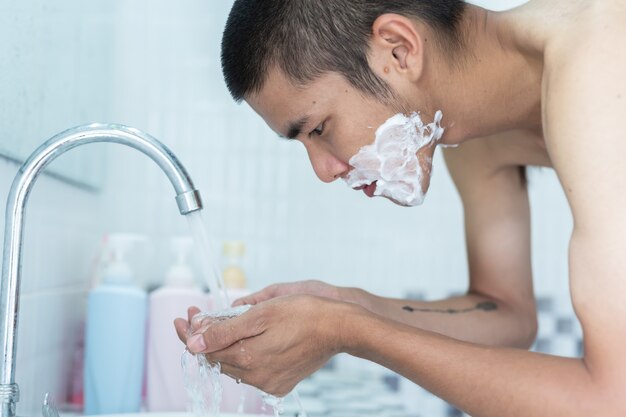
[84,233,148,415]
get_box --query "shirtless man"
[175,0,626,415]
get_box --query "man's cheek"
[344,111,444,206]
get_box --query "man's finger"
[187,306,201,322]
[206,339,250,369]
[174,318,190,343]
[232,292,263,306]
[187,308,264,354]
[219,362,245,384]
[232,286,277,306]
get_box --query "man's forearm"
[339,287,536,348]
[342,307,618,417]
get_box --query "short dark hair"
[221,0,467,102]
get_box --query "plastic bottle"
[84,234,147,415]
[222,240,248,300]
[218,240,265,413]
[67,235,111,412]
[146,237,208,411]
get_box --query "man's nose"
[305,145,349,183]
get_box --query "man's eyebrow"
[278,115,310,140]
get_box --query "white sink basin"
[82,413,266,417]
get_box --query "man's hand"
[175,295,355,397]
[174,305,202,344]
[231,279,343,306]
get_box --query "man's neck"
[429,5,544,144]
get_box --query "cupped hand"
[182,295,356,397]
[174,306,201,344]
[231,279,342,307]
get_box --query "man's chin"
[371,193,414,207]
[354,178,431,207]
[377,186,430,207]
[384,195,412,207]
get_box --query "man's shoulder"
[541,0,625,151]
[543,0,626,63]
[513,1,625,69]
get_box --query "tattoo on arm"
[402,301,498,314]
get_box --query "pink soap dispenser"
[146,237,208,411]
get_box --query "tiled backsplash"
[0,1,118,412]
[0,158,105,416]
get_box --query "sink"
[81,413,266,417]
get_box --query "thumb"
[186,309,263,353]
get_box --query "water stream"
[186,211,229,310]
[184,211,307,417]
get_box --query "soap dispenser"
[146,236,208,411]
[219,240,264,413]
[84,233,147,415]
[222,240,249,301]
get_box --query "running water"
[184,210,307,417]
[182,306,251,417]
[292,390,307,417]
[186,211,229,310]
[182,348,223,416]
[261,391,307,417]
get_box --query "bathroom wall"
[0,162,107,416]
[103,0,572,305]
[469,0,528,11]
[0,1,115,415]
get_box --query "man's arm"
[236,136,538,348]
[348,136,539,348]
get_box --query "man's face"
[246,68,438,205]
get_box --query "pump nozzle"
[103,234,146,285]
[109,234,145,262]
[166,236,197,287]
[171,237,194,265]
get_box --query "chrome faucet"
[0,123,203,417]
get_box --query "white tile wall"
[0,1,116,415]
[0,157,105,416]
[0,0,115,189]
[101,0,467,298]
[467,0,529,11]
[102,0,570,303]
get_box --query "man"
[175,0,626,415]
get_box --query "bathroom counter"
[64,368,418,417]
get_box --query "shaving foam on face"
[344,110,444,206]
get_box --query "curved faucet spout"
[0,123,203,417]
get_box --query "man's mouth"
[363,181,377,198]
[352,181,377,197]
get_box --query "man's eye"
[311,122,325,136]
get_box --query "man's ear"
[369,13,425,82]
